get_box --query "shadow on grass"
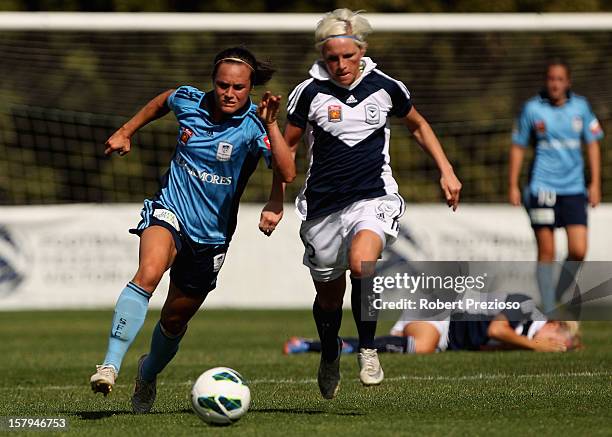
[252,408,365,416]
[66,408,365,420]
[65,409,193,420]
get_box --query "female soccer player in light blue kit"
[259,9,462,399]
[509,61,603,312]
[89,47,295,414]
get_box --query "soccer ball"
[190,367,251,425]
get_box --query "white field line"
[1,371,609,392]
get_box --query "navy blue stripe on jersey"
[521,321,534,336]
[138,199,154,230]
[312,72,412,113]
[288,78,314,114]
[373,69,412,117]
[287,80,319,129]
[304,124,387,220]
[287,71,412,129]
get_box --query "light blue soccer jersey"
[512,91,604,195]
[154,85,271,245]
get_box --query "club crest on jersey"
[535,120,546,134]
[216,141,233,161]
[365,103,380,125]
[572,116,583,133]
[328,105,342,122]
[263,135,271,150]
[180,127,194,145]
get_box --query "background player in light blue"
[508,60,603,312]
[89,47,295,414]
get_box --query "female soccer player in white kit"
[259,9,462,399]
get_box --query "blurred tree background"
[0,1,610,204]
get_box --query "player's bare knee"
[537,249,555,263]
[349,260,364,278]
[415,341,437,354]
[568,249,586,261]
[132,263,165,292]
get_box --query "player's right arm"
[509,104,532,206]
[258,122,303,236]
[104,89,175,156]
[508,145,525,206]
[487,317,566,352]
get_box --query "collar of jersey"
[527,320,547,339]
[198,91,253,121]
[538,89,574,105]
[308,56,377,90]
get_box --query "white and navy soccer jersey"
[144,86,271,245]
[447,294,546,351]
[286,57,412,221]
[512,91,604,196]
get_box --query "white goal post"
[0,12,611,32]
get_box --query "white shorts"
[299,194,405,282]
[390,319,450,352]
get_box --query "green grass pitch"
[0,310,610,436]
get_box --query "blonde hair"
[558,321,582,350]
[314,9,372,50]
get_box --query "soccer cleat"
[358,348,384,386]
[90,364,117,396]
[283,337,310,355]
[317,339,341,399]
[131,354,157,414]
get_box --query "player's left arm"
[587,140,601,207]
[403,107,462,210]
[582,102,604,207]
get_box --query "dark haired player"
[509,61,603,312]
[89,47,294,414]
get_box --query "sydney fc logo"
[216,141,233,161]
[572,116,583,133]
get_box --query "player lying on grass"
[259,8,461,400]
[90,46,295,414]
[285,294,581,354]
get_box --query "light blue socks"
[536,263,556,314]
[102,282,150,372]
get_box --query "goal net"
[0,13,610,204]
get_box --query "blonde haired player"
[259,9,461,399]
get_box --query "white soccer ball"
[190,367,251,425]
